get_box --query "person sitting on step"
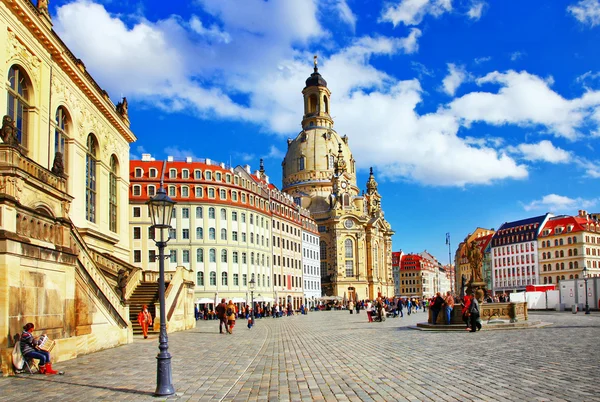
[20,323,59,375]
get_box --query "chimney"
[245,165,251,174]
[206,158,211,165]
[141,153,152,162]
[186,156,192,163]
[220,163,225,169]
[167,156,173,162]
[579,210,587,218]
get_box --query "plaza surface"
[1,310,599,402]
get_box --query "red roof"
[539,215,590,237]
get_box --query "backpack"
[226,307,233,316]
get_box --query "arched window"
[221,272,228,285]
[196,207,203,218]
[574,261,579,269]
[345,239,353,258]
[103,154,118,232]
[209,228,216,239]
[568,237,572,244]
[209,207,215,219]
[574,249,578,256]
[543,277,548,284]
[560,250,564,257]
[196,271,204,286]
[568,249,573,257]
[7,65,31,148]
[209,271,216,286]
[196,227,203,239]
[308,94,318,114]
[196,248,204,262]
[220,208,226,219]
[221,228,227,240]
[85,134,98,222]
[53,107,69,174]
[323,95,329,113]
[221,249,227,263]
[209,248,216,263]
[559,238,563,245]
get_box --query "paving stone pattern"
[1,311,599,402]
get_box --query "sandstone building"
[281,60,394,301]
[0,0,137,373]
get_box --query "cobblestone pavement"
[1,310,599,402]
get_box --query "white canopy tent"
[196,297,214,304]
[254,295,274,303]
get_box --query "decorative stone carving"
[116,97,128,118]
[37,0,50,18]
[51,152,66,177]
[1,115,19,146]
[6,31,41,85]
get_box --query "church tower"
[282,59,395,302]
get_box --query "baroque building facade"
[281,60,394,301]
[0,0,139,373]
[129,156,318,311]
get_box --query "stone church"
[282,58,394,301]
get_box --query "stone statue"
[116,97,128,117]
[116,269,128,303]
[37,0,49,15]
[467,241,483,283]
[1,115,19,146]
[51,152,66,177]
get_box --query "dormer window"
[194,170,202,179]
[205,171,212,180]
[182,169,189,179]
[149,168,157,178]
[134,168,143,178]
[169,169,177,179]
[216,172,222,181]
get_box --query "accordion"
[38,335,55,352]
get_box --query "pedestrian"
[444,291,455,325]
[226,300,236,334]
[247,308,254,329]
[216,298,229,334]
[407,299,412,315]
[461,296,471,330]
[398,299,404,317]
[356,301,360,314]
[348,300,354,314]
[137,305,153,339]
[366,300,373,322]
[469,295,482,332]
[430,292,444,325]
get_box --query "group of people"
[195,302,307,322]
[428,291,482,332]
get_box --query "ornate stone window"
[209,248,216,263]
[53,107,70,174]
[7,65,31,149]
[196,248,204,262]
[85,134,98,222]
[210,271,216,286]
[109,155,118,232]
[197,271,204,286]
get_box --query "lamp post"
[249,277,255,324]
[147,187,176,396]
[583,266,590,315]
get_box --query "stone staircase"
[129,282,159,335]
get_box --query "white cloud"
[52,1,600,187]
[467,2,485,20]
[335,0,357,31]
[380,0,452,27]
[441,63,468,96]
[508,140,571,163]
[262,145,285,160]
[189,16,231,43]
[163,146,199,160]
[575,157,600,178]
[523,194,598,212]
[474,56,491,64]
[568,0,600,27]
[447,70,600,140]
[510,51,525,61]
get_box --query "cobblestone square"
[1,311,599,402]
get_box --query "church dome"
[305,67,327,88]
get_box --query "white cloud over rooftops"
[523,194,598,212]
[568,0,600,27]
[53,1,600,188]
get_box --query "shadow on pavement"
[11,375,154,396]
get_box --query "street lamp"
[249,277,255,324]
[147,186,176,396]
[583,266,590,315]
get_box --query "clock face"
[344,219,354,229]
[341,181,348,189]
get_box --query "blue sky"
[50,0,600,264]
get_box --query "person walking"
[137,305,153,339]
[366,300,373,322]
[444,291,455,325]
[461,296,472,330]
[469,295,482,332]
[348,300,354,314]
[226,300,236,334]
[216,298,229,334]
